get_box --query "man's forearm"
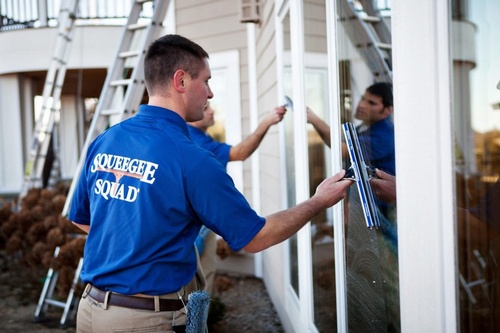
[72,222,90,234]
[229,121,271,161]
[243,197,325,253]
[311,119,331,147]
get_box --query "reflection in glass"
[303,0,339,329]
[284,75,299,294]
[281,8,300,297]
[307,69,334,331]
[451,0,500,331]
[335,0,399,332]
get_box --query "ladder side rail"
[34,268,58,319]
[32,0,79,156]
[338,0,392,82]
[122,0,172,116]
[82,1,146,135]
[62,0,159,216]
[20,0,80,198]
[38,0,78,108]
[357,0,392,64]
[360,19,392,82]
[30,13,79,189]
[60,257,84,327]
[34,247,61,321]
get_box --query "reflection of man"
[308,82,395,176]
[371,168,396,203]
[188,101,287,295]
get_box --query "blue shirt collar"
[138,104,190,137]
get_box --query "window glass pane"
[303,0,337,330]
[281,8,300,297]
[284,66,299,294]
[335,0,400,331]
[451,1,500,331]
[307,69,334,331]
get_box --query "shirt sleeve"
[184,153,265,252]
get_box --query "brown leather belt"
[87,285,185,312]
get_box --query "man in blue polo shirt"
[307,82,395,176]
[69,34,352,332]
[189,101,286,296]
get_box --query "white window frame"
[392,1,457,332]
[208,50,243,192]
[276,1,310,332]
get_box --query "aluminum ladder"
[337,0,392,83]
[19,0,80,202]
[33,247,84,328]
[62,0,171,216]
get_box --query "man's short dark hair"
[144,34,209,95]
[366,82,393,107]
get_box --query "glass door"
[334,0,400,332]
[451,0,500,331]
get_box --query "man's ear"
[173,70,186,92]
[384,105,394,116]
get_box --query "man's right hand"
[314,170,354,209]
[265,106,287,126]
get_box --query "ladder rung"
[119,50,142,58]
[110,79,132,86]
[376,42,392,50]
[44,299,66,308]
[100,109,121,116]
[128,22,148,31]
[362,15,381,23]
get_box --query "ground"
[0,252,285,333]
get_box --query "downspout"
[246,23,263,278]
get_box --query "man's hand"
[371,168,397,203]
[244,169,353,253]
[264,106,287,126]
[313,170,354,209]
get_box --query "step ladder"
[19,0,80,202]
[337,0,392,83]
[62,0,171,216]
[33,247,84,328]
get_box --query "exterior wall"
[174,0,256,198]
[254,0,292,331]
[0,26,122,75]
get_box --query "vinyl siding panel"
[252,0,293,332]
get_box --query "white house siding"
[253,0,293,331]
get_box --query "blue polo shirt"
[69,104,265,295]
[357,117,395,176]
[187,125,231,167]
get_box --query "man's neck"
[148,95,185,120]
